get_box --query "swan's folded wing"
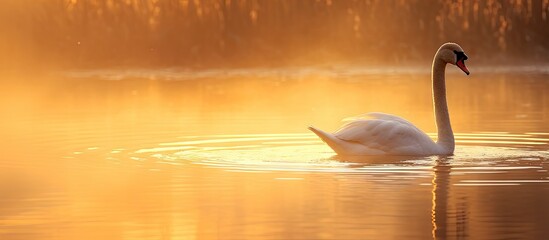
[334,115,434,154]
[346,112,423,131]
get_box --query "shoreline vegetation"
[2,0,549,70]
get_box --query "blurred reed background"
[2,0,549,71]
[0,4,548,239]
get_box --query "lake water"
[1,66,548,239]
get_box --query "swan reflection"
[432,157,468,240]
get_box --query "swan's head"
[437,43,470,75]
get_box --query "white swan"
[309,43,470,156]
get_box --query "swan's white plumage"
[335,113,437,155]
[309,43,469,156]
[310,113,439,156]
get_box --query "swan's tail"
[308,126,348,155]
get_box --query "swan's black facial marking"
[453,50,468,62]
[453,50,470,75]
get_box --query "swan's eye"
[453,50,470,75]
[453,50,468,61]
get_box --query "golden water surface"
[1,67,549,239]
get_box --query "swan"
[309,43,470,156]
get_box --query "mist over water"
[1,1,549,240]
[2,69,549,239]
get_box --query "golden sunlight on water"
[2,1,549,239]
[1,68,549,239]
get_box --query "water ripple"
[124,133,549,180]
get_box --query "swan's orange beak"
[457,60,469,75]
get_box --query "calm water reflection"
[1,68,548,239]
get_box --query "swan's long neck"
[432,56,454,152]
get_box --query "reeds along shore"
[4,0,549,68]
